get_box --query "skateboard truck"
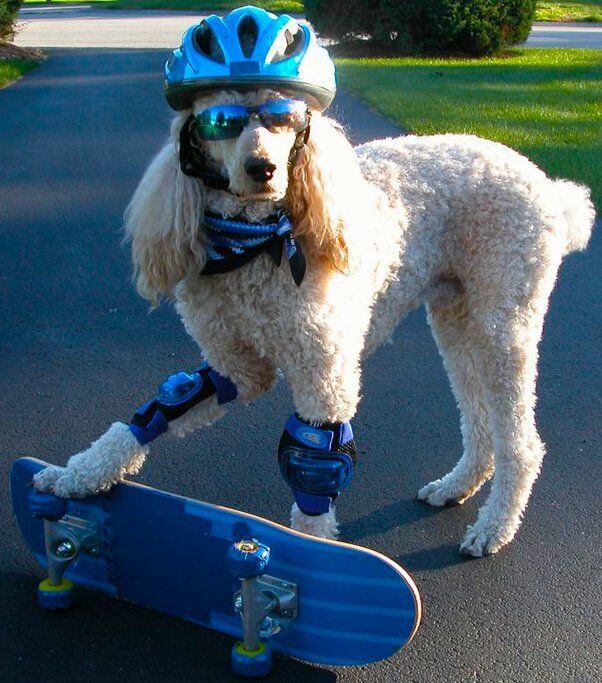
[28,489,100,610]
[228,538,297,678]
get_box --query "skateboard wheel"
[228,539,270,579]
[37,577,74,610]
[29,490,68,521]
[231,641,273,678]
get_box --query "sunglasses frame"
[194,99,310,141]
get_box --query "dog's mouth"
[233,181,284,200]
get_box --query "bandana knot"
[201,210,306,286]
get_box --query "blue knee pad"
[129,361,237,445]
[278,414,356,516]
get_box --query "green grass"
[0,59,39,89]
[23,0,303,10]
[536,1,602,22]
[336,49,602,208]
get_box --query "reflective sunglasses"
[194,99,310,141]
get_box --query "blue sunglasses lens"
[195,104,249,141]
[260,99,309,132]
[195,100,309,140]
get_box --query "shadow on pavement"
[394,543,468,573]
[339,497,446,541]
[340,499,471,572]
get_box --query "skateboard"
[11,457,421,678]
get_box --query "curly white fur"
[34,88,595,557]
[33,422,148,497]
[290,504,338,540]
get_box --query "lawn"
[23,0,303,10]
[336,49,601,209]
[536,1,602,22]
[0,59,39,88]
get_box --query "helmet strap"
[288,111,311,171]
[179,115,231,191]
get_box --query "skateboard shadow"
[0,570,338,682]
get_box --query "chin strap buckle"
[278,414,355,516]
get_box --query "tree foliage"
[305,0,537,56]
[0,0,21,43]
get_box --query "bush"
[304,0,379,40]
[0,0,21,43]
[305,0,537,56]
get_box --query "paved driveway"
[0,46,600,683]
[15,6,199,48]
[14,7,602,49]
[529,21,602,48]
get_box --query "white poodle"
[33,87,595,557]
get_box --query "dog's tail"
[555,179,596,255]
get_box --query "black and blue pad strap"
[129,361,237,445]
[278,414,355,516]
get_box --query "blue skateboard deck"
[11,457,420,668]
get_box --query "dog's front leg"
[32,421,149,498]
[279,329,363,540]
[32,362,238,498]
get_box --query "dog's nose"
[244,157,276,183]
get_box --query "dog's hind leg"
[418,296,494,507]
[458,282,555,557]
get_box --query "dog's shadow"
[392,542,471,572]
[339,497,469,571]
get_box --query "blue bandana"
[201,210,306,286]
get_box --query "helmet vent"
[238,16,259,58]
[193,22,225,63]
[271,26,305,63]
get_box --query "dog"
[33,86,595,557]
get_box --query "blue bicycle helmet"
[164,6,336,112]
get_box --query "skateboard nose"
[29,489,68,521]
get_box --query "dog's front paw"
[33,465,66,493]
[33,465,91,498]
[48,467,90,498]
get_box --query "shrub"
[305,0,537,56]
[0,0,21,43]
[304,0,379,40]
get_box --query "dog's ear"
[124,114,206,306]
[286,113,360,274]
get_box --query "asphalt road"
[14,7,602,49]
[0,49,600,683]
[529,21,602,48]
